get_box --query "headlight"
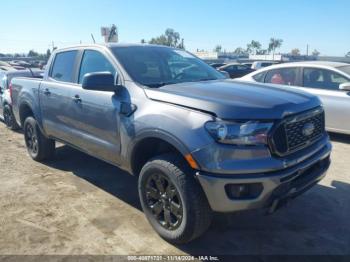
[205,121,273,145]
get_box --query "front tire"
[139,153,212,244]
[3,105,19,130]
[23,116,55,161]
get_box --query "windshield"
[338,65,350,76]
[111,46,225,87]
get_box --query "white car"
[240,61,350,134]
[251,61,279,70]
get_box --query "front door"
[301,68,350,133]
[66,49,122,165]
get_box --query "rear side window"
[78,50,116,84]
[265,67,298,86]
[50,51,78,83]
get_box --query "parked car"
[0,66,16,72]
[218,62,254,78]
[240,61,350,134]
[11,44,331,243]
[240,62,254,68]
[251,60,279,70]
[0,69,43,129]
[209,62,226,69]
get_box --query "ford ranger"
[11,44,331,243]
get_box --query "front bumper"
[196,141,331,213]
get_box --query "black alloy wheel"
[3,106,12,128]
[24,121,38,155]
[145,173,183,230]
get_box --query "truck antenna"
[91,34,96,44]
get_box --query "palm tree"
[251,40,261,54]
[268,38,283,59]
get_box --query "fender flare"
[127,128,191,171]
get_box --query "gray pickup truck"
[11,44,331,243]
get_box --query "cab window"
[303,68,349,90]
[50,51,78,83]
[78,50,116,84]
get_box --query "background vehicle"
[209,62,226,69]
[218,62,254,78]
[11,44,331,244]
[240,62,254,68]
[251,60,279,70]
[240,61,350,134]
[0,61,18,72]
[0,69,43,129]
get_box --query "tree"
[28,50,39,57]
[178,38,185,49]
[149,35,168,46]
[214,45,222,53]
[345,51,350,58]
[140,39,146,44]
[268,38,283,58]
[233,47,246,55]
[312,49,320,56]
[148,28,184,49]
[46,49,51,59]
[165,28,180,47]
[291,48,300,56]
[247,40,261,55]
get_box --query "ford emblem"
[302,123,315,136]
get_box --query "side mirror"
[82,72,119,92]
[339,82,350,91]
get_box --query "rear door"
[300,67,350,133]
[39,50,80,143]
[66,49,122,165]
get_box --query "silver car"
[240,61,350,134]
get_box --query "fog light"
[225,183,263,199]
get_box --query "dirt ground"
[0,123,349,256]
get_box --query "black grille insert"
[270,107,325,156]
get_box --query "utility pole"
[306,44,309,56]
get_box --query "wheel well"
[131,137,186,176]
[19,104,34,126]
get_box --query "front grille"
[270,107,325,156]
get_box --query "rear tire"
[139,153,212,244]
[23,116,55,161]
[3,105,19,130]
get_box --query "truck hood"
[144,79,321,120]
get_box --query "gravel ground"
[0,123,349,255]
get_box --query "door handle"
[43,88,51,95]
[72,94,82,103]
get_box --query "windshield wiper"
[198,78,218,81]
[146,81,177,88]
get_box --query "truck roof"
[55,43,174,52]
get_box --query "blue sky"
[0,0,349,56]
